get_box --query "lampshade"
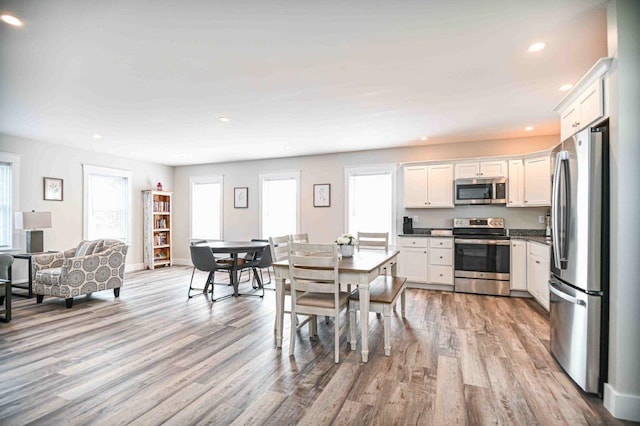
[15,211,52,230]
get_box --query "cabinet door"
[399,248,429,283]
[510,240,527,290]
[527,242,550,310]
[404,166,428,207]
[426,164,454,207]
[507,159,524,207]
[524,155,551,206]
[429,265,453,285]
[560,102,579,142]
[454,163,479,179]
[480,160,507,178]
[578,79,604,130]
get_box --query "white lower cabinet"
[398,237,453,287]
[398,238,429,283]
[510,240,527,290]
[526,241,551,310]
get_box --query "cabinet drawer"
[429,265,453,284]
[429,238,452,249]
[528,241,550,257]
[430,248,453,265]
[399,237,428,248]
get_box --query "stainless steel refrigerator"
[549,124,609,395]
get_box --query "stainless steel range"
[453,217,510,296]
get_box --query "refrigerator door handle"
[549,280,586,306]
[551,150,568,269]
[559,152,570,269]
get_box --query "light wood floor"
[0,266,625,425]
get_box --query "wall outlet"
[538,215,545,224]
[413,216,419,223]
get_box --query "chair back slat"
[357,232,389,250]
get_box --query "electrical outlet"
[413,216,419,223]
[538,215,545,224]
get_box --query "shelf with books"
[143,190,173,269]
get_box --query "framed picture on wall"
[234,187,248,208]
[313,184,331,207]
[43,177,63,201]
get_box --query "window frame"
[259,170,301,239]
[189,175,224,241]
[344,164,397,244]
[0,152,20,250]
[82,164,133,243]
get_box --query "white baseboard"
[604,383,640,422]
[173,258,192,266]
[125,263,145,272]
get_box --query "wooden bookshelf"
[143,190,173,269]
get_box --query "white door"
[399,248,429,282]
[454,163,479,179]
[480,160,507,178]
[507,159,524,207]
[524,156,551,206]
[403,166,428,207]
[426,164,454,207]
[510,240,527,290]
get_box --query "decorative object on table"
[156,181,163,191]
[234,187,248,208]
[335,233,355,257]
[313,183,331,207]
[43,177,63,201]
[14,210,52,253]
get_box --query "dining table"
[272,248,399,363]
[194,240,269,297]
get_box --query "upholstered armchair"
[32,239,128,308]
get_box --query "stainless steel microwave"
[454,178,507,205]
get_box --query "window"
[345,165,396,241]
[0,153,20,249]
[190,175,223,240]
[260,171,300,239]
[83,165,132,242]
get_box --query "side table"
[12,252,57,298]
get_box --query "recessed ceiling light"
[559,83,573,91]
[93,133,102,139]
[1,14,23,27]
[218,116,230,122]
[420,136,428,141]
[528,42,546,52]
[525,126,534,131]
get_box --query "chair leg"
[349,303,357,350]
[65,298,74,309]
[383,305,391,356]
[334,311,340,363]
[114,288,120,297]
[36,295,44,304]
[289,304,297,357]
[401,289,406,318]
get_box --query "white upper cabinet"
[454,160,507,179]
[523,155,551,206]
[555,58,612,141]
[507,159,524,207]
[403,164,453,208]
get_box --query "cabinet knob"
[439,256,443,259]
[424,251,427,254]
[536,260,541,264]
[439,273,443,277]
[524,200,528,203]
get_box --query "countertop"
[398,229,552,245]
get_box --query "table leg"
[359,282,370,363]
[231,253,239,296]
[276,277,284,348]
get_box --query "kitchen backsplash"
[401,205,548,229]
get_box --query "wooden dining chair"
[288,242,351,363]
[357,232,389,250]
[289,233,309,243]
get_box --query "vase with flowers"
[335,233,355,257]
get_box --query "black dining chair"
[188,245,234,302]
[0,254,14,322]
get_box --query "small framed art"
[313,184,331,207]
[43,177,64,201]
[234,187,248,208]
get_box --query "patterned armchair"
[32,239,128,308]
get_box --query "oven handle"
[454,239,510,245]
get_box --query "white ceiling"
[0,0,608,166]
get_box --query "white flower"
[335,233,355,245]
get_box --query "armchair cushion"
[76,240,104,257]
[36,268,62,286]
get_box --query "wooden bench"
[349,275,407,356]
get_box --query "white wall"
[0,133,173,271]
[173,135,558,263]
[604,0,640,421]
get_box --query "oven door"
[454,239,510,279]
[455,181,494,205]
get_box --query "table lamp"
[14,211,52,253]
